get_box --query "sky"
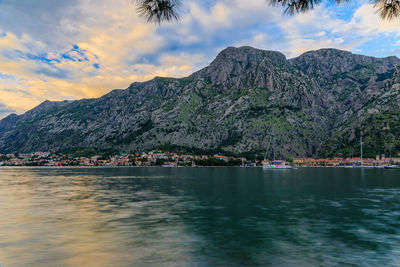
[1,0,400,118]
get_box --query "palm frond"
[374,0,400,20]
[131,0,400,24]
[332,0,350,4]
[266,0,322,15]
[134,0,181,23]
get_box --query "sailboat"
[262,135,293,169]
[347,136,374,168]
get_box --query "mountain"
[1,46,400,158]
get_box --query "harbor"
[1,151,399,168]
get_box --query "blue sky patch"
[60,45,89,62]
[26,53,61,64]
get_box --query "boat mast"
[263,135,272,161]
[360,136,363,165]
[273,135,276,162]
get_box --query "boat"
[262,134,293,169]
[162,162,177,167]
[263,160,293,169]
[346,165,375,169]
[346,136,375,168]
[384,165,400,169]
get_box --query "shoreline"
[0,165,397,169]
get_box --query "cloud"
[315,31,326,37]
[2,88,31,96]
[0,0,82,49]
[0,103,15,118]
[0,0,400,118]
[348,4,400,35]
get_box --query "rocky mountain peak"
[200,46,287,84]
[297,48,352,58]
[290,48,400,77]
[208,46,287,70]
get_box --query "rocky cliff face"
[1,46,399,158]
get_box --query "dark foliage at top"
[133,0,400,23]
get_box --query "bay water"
[0,167,399,266]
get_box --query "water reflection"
[0,167,399,266]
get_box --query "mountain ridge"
[1,46,400,158]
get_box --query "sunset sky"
[1,0,400,118]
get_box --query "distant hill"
[1,46,399,158]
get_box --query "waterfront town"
[1,151,400,167]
